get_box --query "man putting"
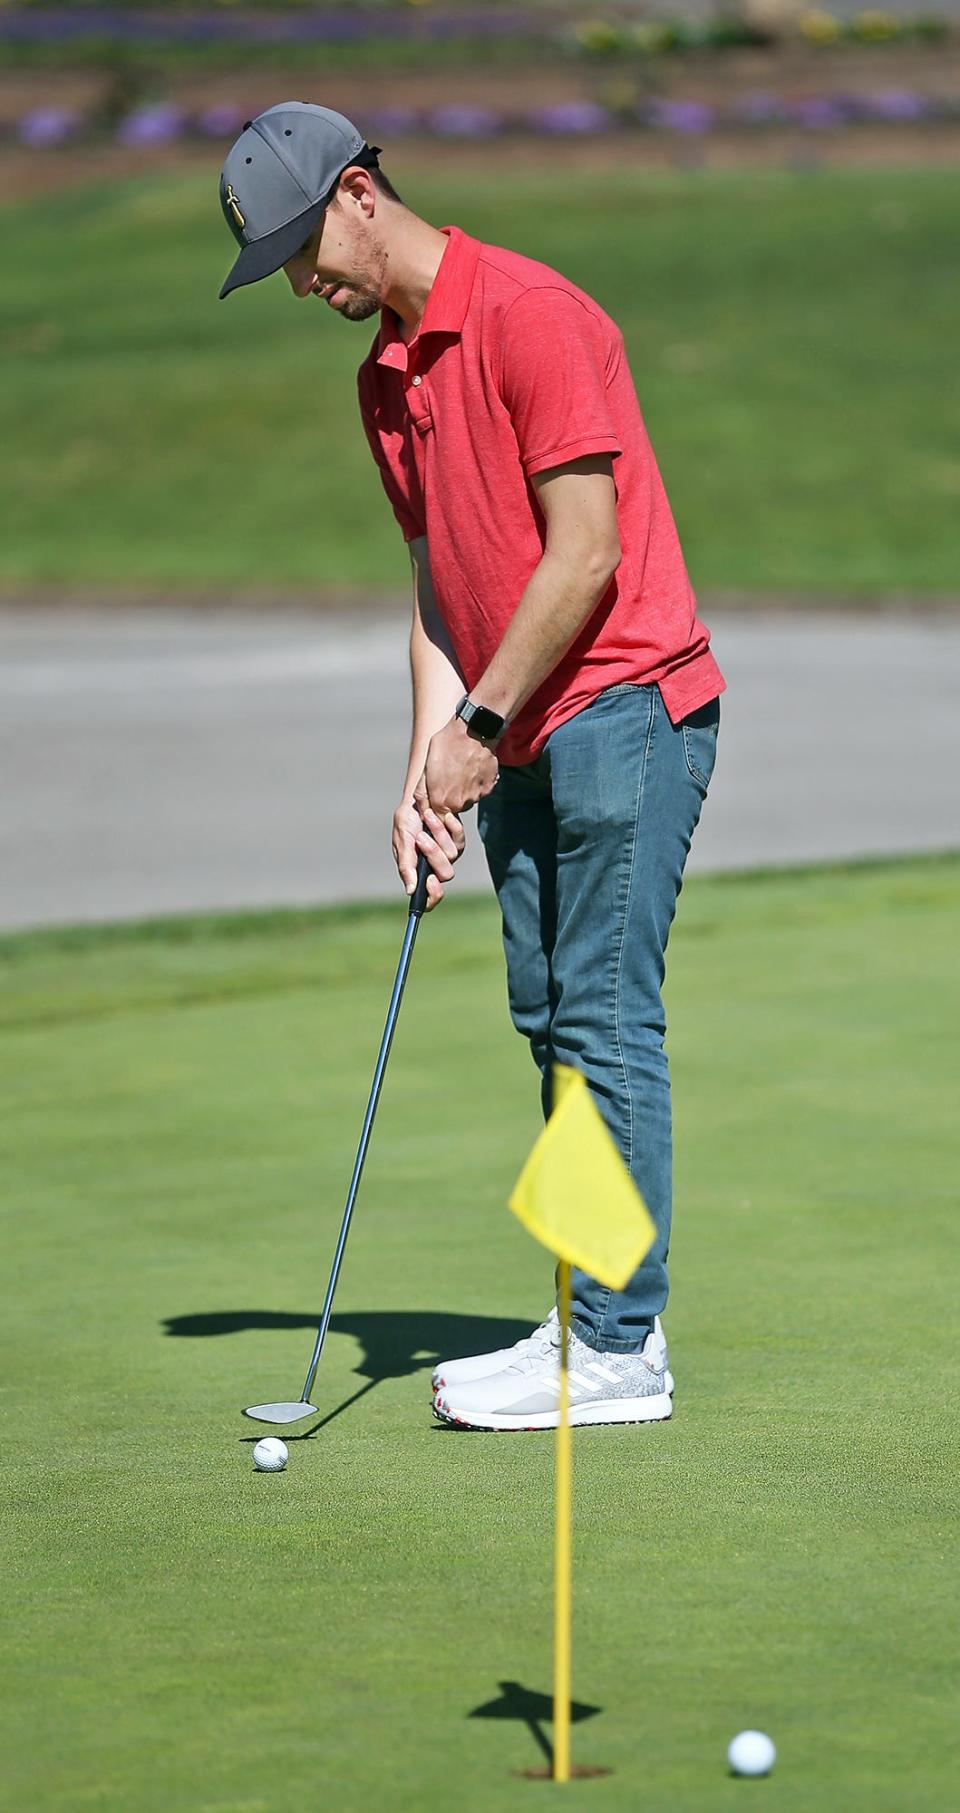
[218,103,725,1431]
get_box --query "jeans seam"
[592,691,654,1347]
[613,693,653,1177]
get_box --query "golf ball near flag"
[253,1438,288,1473]
[728,1730,776,1776]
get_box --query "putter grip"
[410,849,431,918]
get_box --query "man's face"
[282,187,386,322]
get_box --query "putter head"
[243,1400,319,1426]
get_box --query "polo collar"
[376,224,480,372]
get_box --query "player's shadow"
[162,1309,532,1435]
[469,1680,601,1771]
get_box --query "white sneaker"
[433,1311,673,1397]
[432,1310,560,1392]
[433,1321,673,1431]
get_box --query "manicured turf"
[2,162,957,597]
[3,852,957,1809]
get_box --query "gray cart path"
[1,608,957,932]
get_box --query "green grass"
[3,851,958,1810]
[2,162,958,597]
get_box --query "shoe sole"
[432,1391,673,1431]
[432,1366,675,1396]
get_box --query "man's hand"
[392,795,466,912]
[423,715,500,817]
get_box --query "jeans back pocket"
[681,696,721,795]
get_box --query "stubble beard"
[338,290,381,322]
[337,242,388,322]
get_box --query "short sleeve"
[498,288,622,477]
[357,361,426,543]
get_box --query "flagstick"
[553,1259,573,1783]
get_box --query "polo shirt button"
[411,375,422,386]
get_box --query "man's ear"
[338,166,377,218]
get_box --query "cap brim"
[218,196,329,299]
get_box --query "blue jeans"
[477,683,720,1353]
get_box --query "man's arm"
[472,453,620,720]
[423,455,620,814]
[392,536,494,907]
[401,536,465,798]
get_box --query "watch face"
[457,697,506,740]
[468,704,504,740]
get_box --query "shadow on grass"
[470,1680,601,1772]
[164,1309,534,1434]
[163,1308,531,1376]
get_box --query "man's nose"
[283,257,314,298]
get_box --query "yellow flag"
[508,1065,656,1290]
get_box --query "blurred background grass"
[2,159,958,597]
[4,0,960,603]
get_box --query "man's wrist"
[455,693,509,747]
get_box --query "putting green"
[2,854,957,1810]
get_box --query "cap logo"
[225,184,246,232]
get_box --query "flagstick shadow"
[469,1680,602,1775]
[522,1715,552,1770]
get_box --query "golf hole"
[514,1766,613,1781]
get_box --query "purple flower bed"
[730,91,790,126]
[643,99,716,134]
[117,104,188,147]
[365,106,422,139]
[195,103,248,140]
[12,86,955,153]
[787,96,852,129]
[862,88,937,121]
[0,8,543,47]
[526,102,612,136]
[18,106,82,148]
[426,105,501,140]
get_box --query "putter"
[244,849,432,1425]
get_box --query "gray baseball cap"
[218,102,381,299]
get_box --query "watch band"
[455,694,508,745]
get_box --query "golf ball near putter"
[728,1730,776,1777]
[253,1438,288,1473]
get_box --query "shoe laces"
[509,1308,561,1371]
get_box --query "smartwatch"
[455,694,508,745]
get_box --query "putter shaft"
[299,900,425,1405]
[244,854,431,1422]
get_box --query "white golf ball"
[253,1437,288,1473]
[728,1730,776,1777]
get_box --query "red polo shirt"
[358,225,725,767]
